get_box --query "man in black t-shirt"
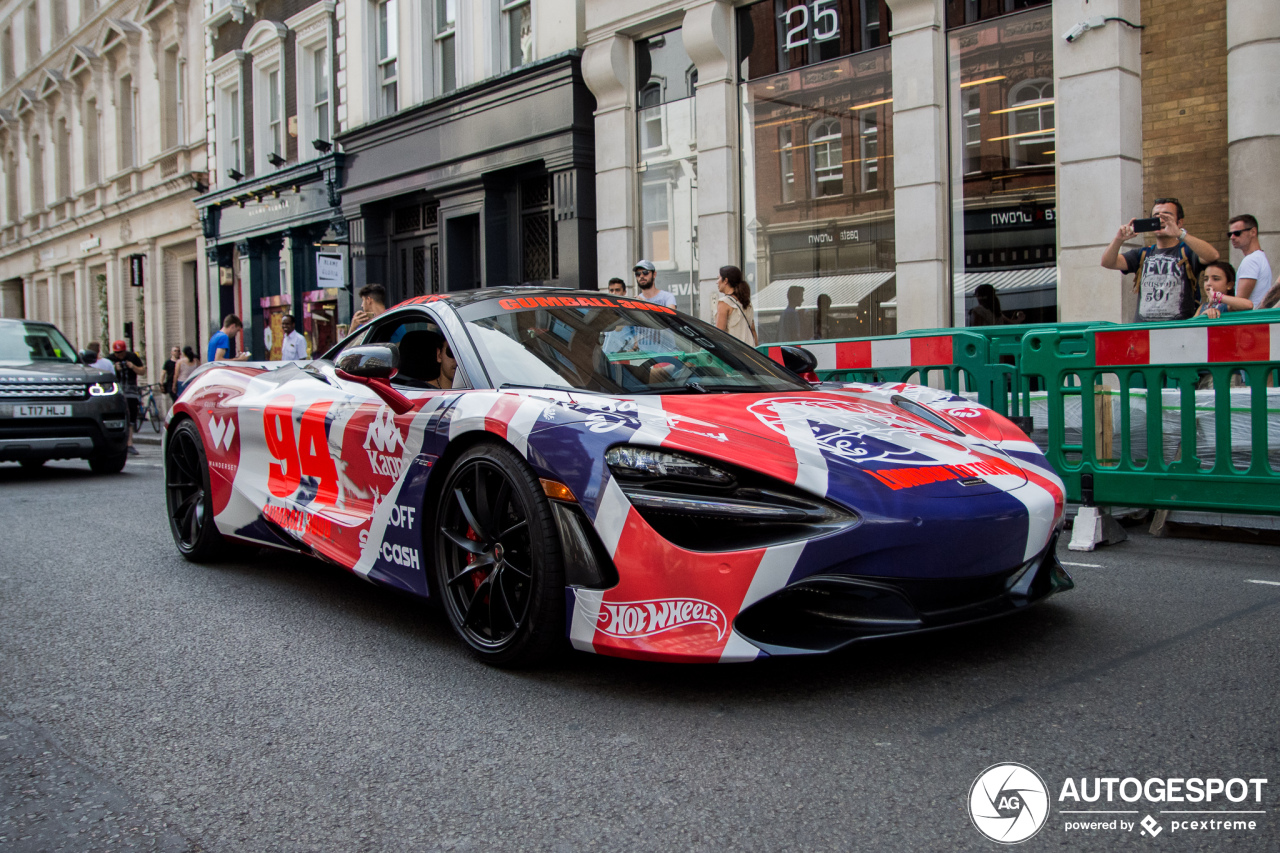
[1100,197,1220,322]
[110,340,146,455]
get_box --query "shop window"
[945,0,1049,30]
[501,0,532,71]
[740,1,896,343]
[948,5,1057,326]
[809,118,843,197]
[434,0,456,95]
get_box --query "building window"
[30,134,44,211]
[962,89,981,173]
[779,125,794,203]
[639,83,664,151]
[84,98,99,185]
[25,3,38,63]
[55,117,70,200]
[809,118,842,197]
[80,0,96,22]
[858,110,878,191]
[312,45,330,143]
[163,46,183,150]
[51,0,66,42]
[501,0,531,71]
[118,75,136,169]
[1,25,13,85]
[221,85,242,174]
[1007,78,1054,168]
[376,0,398,113]
[6,151,18,222]
[434,0,456,95]
[267,68,282,156]
[641,181,670,263]
[861,0,881,49]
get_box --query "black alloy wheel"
[434,442,564,666]
[165,419,224,560]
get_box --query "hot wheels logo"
[597,598,727,641]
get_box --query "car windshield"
[457,295,808,395]
[0,322,77,365]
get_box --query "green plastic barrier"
[1019,315,1280,512]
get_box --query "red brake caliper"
[466,526,486,593]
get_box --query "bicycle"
[133,383,165,434]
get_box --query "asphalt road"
[2,446,1278,852]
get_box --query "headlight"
[606,445,858,551]
[605,446,735,486]
[89,382,120,397]
[892,395,963,435]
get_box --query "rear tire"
[165,420,225,561]
[19,458,45,470]
[434,441,565,667]
[148,399,164,433]
[88,451,127,474]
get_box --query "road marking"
[1060,811,1138,814]
[1062,561,1102,568]
[1245,579,1280,587]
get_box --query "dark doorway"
[446,214,482,291]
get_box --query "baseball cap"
[111,339,127,353]
[633,259,656,273]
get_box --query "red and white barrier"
[769,336,954,372]
[1095,323,1280,366]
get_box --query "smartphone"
[1133,217,1163,233]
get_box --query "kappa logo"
[209,416,236,451]
[597,598,727,641]
[363,406,405,478]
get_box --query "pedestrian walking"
[109,339,145,456]
[714,265,757,345]
[1228,214,1272,307]
[174,346,198,397]
[1100,197,1220,322]
[279,314,309,361]
[633,260,676,308]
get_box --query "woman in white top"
[714,265,757,346]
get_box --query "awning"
[755,271,896,313]
[956,267,1056,295]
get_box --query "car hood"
[0,362,115,383]
[538,386,1030,500]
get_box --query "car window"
[365,316,467,390]
[0,322,77,365]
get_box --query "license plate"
[16,404,71,417]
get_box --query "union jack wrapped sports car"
[165,288,1071,665]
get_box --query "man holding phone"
[1101,197,1219,322]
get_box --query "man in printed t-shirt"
[1100,197,1220,322]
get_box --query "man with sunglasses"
[1228,214,1271,307]
[633,259,676,308]
[1101,197,1219,322]
[428,340,457,390]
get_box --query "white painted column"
[1053,0,1144,322]
[75,262,88,346]
[885,0,949,332]
[21,274,34,320]
[581,35,636,291]
[106,249,122,341]
[1227,0,1280,275]
[145,239,161,383]
[684,0,738,322]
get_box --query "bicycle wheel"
[148,396,163,433]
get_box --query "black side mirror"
[778,345,818,376]
[336,344,399,379]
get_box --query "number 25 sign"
[782,0,839,52]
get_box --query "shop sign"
[770,220,892,252]
[129,254,145,288]
[316,253,343,288]
[965,205,1056,232]
[218,184,332,238]
[80,236,100,253]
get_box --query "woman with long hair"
[1193,261,1252,319]
[174,345,200,398]
[714,265,757,345]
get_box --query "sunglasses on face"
[1228,229,1252,238]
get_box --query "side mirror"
[335,344,399,380]
[778,345,818,375]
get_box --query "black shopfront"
[337,51,596,301]
[196,154,349,360]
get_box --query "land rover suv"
[0,319,130,473]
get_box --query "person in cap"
[109,339,145,455]
[632,260,676,309]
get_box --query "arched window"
[809,118,842,197]
[1007,78,1054,167]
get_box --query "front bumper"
[733,531,1073,655]
[0,399,130,461]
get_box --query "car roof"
[389,286,603,312]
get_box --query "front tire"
[88,451,127,474]
[165,420,225,561]
[434,442,565,667]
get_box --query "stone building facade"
[0,0,207,381]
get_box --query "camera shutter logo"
[969,763,1050,844]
